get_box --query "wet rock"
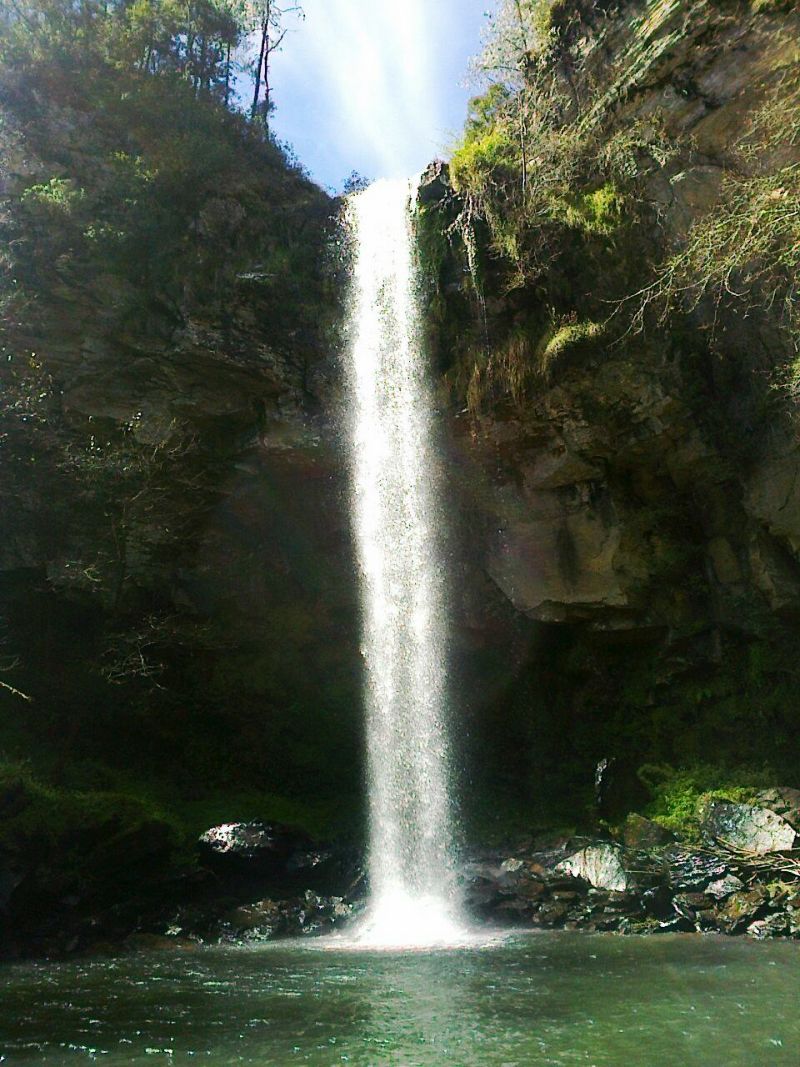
[198,821,310,874]
[754,789,800,832]
[517,879,547,901]
[495,897,534,919]
[706,875,745,900]
[641,885,674,920]
[500,857,525,873]
[658,915,697,934]
[717,887,770,934]
[125,933,200,953]
[555,844,631,892]
[621,814,674,850]
[700,800,797,854]
[217,891,358,944]
[672,892,712,927]
[464,877,504,914]
[461,838,800,941]
[748,914,790,940]
[286,848,334,875]
[665,846,734,892]
[225,899,284,935]
[534,901,570,927]
[285,845,363,894]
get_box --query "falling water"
[344,178,462,948]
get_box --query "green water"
[1,932,798,1065]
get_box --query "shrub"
[638,763,772,839]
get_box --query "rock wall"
[422,0,800,816]
[0,65,362,847]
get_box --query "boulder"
[621,814,674,850]
[555,844,631,893]
[198,821,311,877]
[717,887,770,934]
[417,159,451,205]
[705,875,745,900]
[218,891,357,944]
[665,846,733,892]
[224,898,284,934]
[700,800,797,854]
[754,788,800,832]
[747,914,790,940]
[500,857,525,873]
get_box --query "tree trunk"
[251,18,268,119]
[225,40,231,106]
[199,34,208,93]
[186,31,195,81]
[263,25,271,126]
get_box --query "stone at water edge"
[747,914,791,940]
[705,875,745,900]
[500,858,525,873]
[555,844,631,893]
[700,800,798,855]
[224,899,284,933]
[717,886,771,934]
[665,847,733,892]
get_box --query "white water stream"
[344,178,462,948]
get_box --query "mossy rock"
[0,763,185,908]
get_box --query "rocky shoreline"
[4,792,800,959]
[97,792,800,954]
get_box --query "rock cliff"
[422,0,800,818]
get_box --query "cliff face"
[0,51,361,932]
[423,0,800,818]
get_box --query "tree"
[248,0,303,126]
[342,171,371,195]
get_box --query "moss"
[751,0,795,11]
[538,318,605,376]
[414,201,452,289]
[638,763,772,839]
[20,177,85,215]
[0,760,187,897]
[451,124,518,195]
[551,183,624,236]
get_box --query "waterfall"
[344,178,462,948]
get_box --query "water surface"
[1,932,797,1065]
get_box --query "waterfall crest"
[344,178,462,948]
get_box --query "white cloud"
[268,0,487,190]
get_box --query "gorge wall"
[421,0,800,826]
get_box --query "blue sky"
[268,0,492,192]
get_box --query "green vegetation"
[439,0,799,418]
[0,758,186,903]
[634,78,800,334]
[638,764,769,839]
[0,0,330,335]
[445,316,605,415]
[0,0,350,929]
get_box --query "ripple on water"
[0,933,799,1066]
